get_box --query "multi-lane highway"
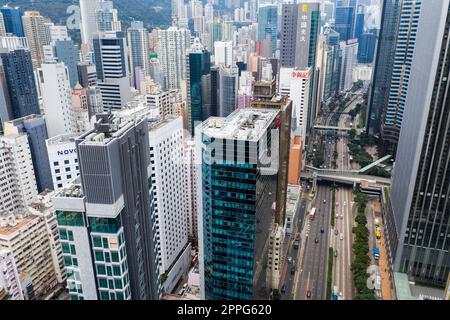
[295,186,332,300]
[330,97,364,300]
[291,93,364,300]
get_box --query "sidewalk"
[377,222,395,300]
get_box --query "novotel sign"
[57,149,77,156]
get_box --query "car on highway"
[315,238,319,244]
[335,229,339,236]
[323,199,327,204]
[343,201,347,207]
[320,227,324,233]
[288,257,292,263]
[340,233,344,240]
[336,202,339,207]
[306,290,312,299]
[340,214,344,219]
[334,250,338,257]
[291,266,296,275]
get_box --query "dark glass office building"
[187,45,211,135]
[198,109,280,300]
[366,0,402,137]
[357,32,376,64]
[335,7,355,42]
[388,0,450,286]
[0,49,40,119]
[0,6,24,37]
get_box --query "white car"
[323,200,327,204]
[340,214,344,219]
[340,234,344,240]
[343,201,347,207]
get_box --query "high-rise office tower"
[44,37,80,88]
[366,0,402,137]
[157,26,191,90]
[53,114,162,300]
[127,21,149,88]
[335,7,355,42]
[196,108,281,300]
[21,11,46,69]
[0,6,24,37]
[93,31,131,110]
[147,116,191,293]
[218,65,238,117]
[183,137,199,245]
[381,0,421,153]
[0,39,40,119]
[280,2,320,136]
[79,0,102,49]
[339,39,358,93]
[187,38,211,135]
[38,62,76,138]
[357,32,376,64]
[354,5,365,40]
[258,4,277,55]
[96,1,121,33]
[280,2,320,69]
[387,0,450,286]
[209,65,220,117]
[3,115,53,193]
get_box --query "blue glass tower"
[357,32,376,64]
[0,6,24,37]
[197,109,280,300]
[187,40,211,136]
[53,40,80,88]
[335,7,355,41]
[258,5,278,54]
[0,49,40,119]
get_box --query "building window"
[56,211,84,227]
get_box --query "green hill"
[8,0,171,39]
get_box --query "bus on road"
[374,247,380,260]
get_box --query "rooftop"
[286,185,301,217]
[201,108,279,142]
[53,177,84,199]
[46,133,79,146]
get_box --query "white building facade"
[46,134,79,190]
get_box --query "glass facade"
[258,5,278,54]
[201,116,279,300]
[188,50,211,135]
[57,211,85,227]
[335,7,355,42]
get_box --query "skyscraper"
[387,0,450,286]
[21,11,46,69]
[366,0,402,137]
[53,114,162,300]
[0,12,6,36]
[0,6,24,37]
[187,38,211,135]
[381,0,421,153]
[93,31,131,110]
[196,108,280,300]
[335,7,355,42]
[0,40,40,119]
[218,65,238,117]
[4,115,53,193]
[38,62,76,138]
[280,2,320,70]
[157,27,191,90]
[127,21,149,88]
[79,0,102,48]
[96,1,121,33]
[257,4,277,55]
